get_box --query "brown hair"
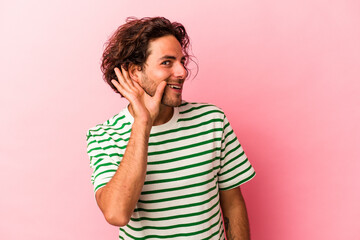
[101,17,191,94]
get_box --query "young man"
[87,17,255,239]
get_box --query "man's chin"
[161,98,182,107]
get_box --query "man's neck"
[153,105,174,126]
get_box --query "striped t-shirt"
[86,101,255,239]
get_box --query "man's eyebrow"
[159,55,186,60]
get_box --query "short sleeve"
[86,129,120,193]
[218,115,256,191]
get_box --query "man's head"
[101,17,191,107]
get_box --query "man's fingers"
[114,67,123,82]
[112,67,143,102]
[121,66,135,87]
[114,67,129,87]
[112,79,133,100]
[153,81,167,101]
[111,79,124,93]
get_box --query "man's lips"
[167,83,183,90]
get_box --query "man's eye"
[161,61,171,65]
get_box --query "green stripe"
[109,153,123,158]
[92,152,108,158]
[223,121,230,131]
[88,121,223,150]
[179,104,215,114]
[141,175,216,195]
[94,135,222,154]
[133,197,219,221]
[110,114,126,126]
[219,171,256,191]
[148,147,221,165]
[147,156,220,174]
[138,185,217,204]
[88,133,131,151]
[93,157,103,166]
[223,128,234,144]
[120,215,221,239]
[87,147,102,154]
[219,165,253,184]
[97,128,131,144]
[92,152,123,158]
[87,118,129,134]
[221,148,245,168]
[148,138,222,156]
[178,110,223,122]
[205,223,223,240]
[94,182,107,192]
[220,135,237,154]
[144,166,219,185]
[127,208,220,231]
[135,190,219,213]
[103,143,126,151]
[219,225,225,240]
[218,157,249,176]
[89,129,223,154]
[224,128,233,139]
[87,122,131,137]
[94,169,116,180]
[150,118,223,137]
[221,143,242,161]
[220,121,231,144]
[180,101,189,107]
[87,139,97,147]
[148,128,222,146]
[94,162,118,172]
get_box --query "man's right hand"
[111,66,167,126]
[97,66,163,227]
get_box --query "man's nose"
[174,63,187,79]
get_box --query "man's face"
[138,35,187,107]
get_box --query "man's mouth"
[167,84,182,90]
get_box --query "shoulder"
[178,101,226,118]
[86,106,131,141]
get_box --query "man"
[87,17,255,239]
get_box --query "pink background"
[1,0,359,239]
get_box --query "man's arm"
[95,67,166,227]
[219,187,250,240]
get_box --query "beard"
[140,75,183,107]
[161,87,182,107]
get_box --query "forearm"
[96,120,152,226]
[220,188,250,240]
[96,66,166,226]
[223,202,250,240]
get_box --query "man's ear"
[128,63,142,83]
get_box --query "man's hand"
[111,67,167,125]
[95,66,166,227]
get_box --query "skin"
[136,35,187,108]
[220,187,251,240]
[95,35,251,238]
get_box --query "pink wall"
[1,0,359,239]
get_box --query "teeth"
[169,85,181,89]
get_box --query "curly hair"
[101,17,191,95]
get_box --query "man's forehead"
[147,35,184,59]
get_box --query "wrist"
[133,118,153,131]
[128,104,154,127]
